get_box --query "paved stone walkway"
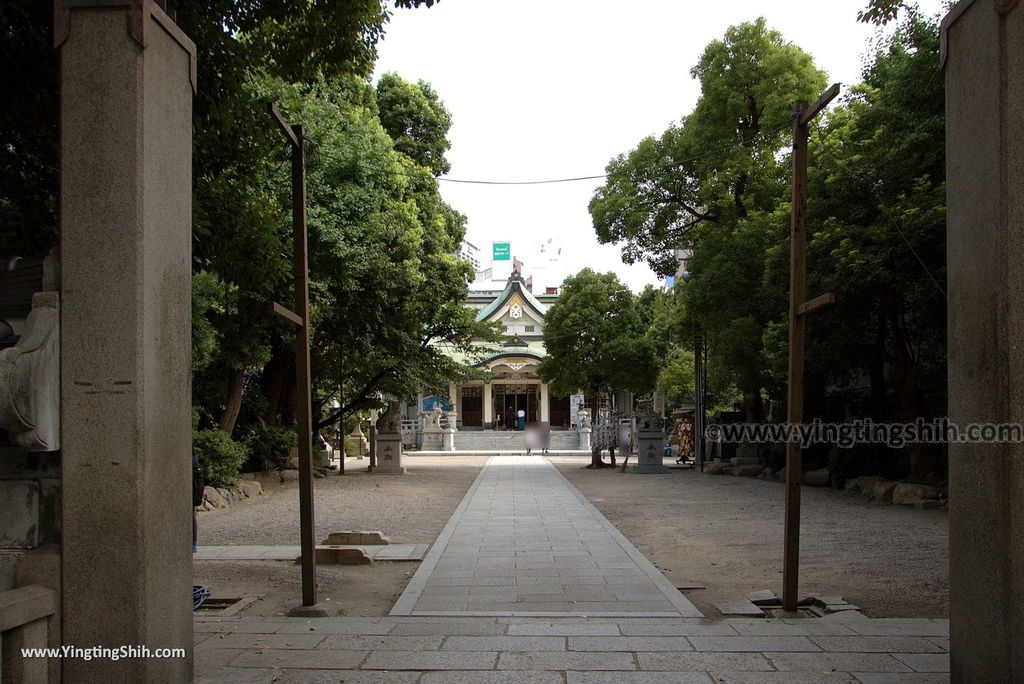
[193,454,951,681]
[195,612,951,682]
[391,454,701,618]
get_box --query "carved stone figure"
[0,292,60,451]
[377,399,401,434]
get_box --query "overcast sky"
[373,0,948,292]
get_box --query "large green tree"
[538,270,659,468]
[590,18,826,275]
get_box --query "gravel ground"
[194,456,485,617]
[198,455,485,546]
[552,457,949,618]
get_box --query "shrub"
[193,428,249,488]
[244,422,297,471]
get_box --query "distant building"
[459,240,482,271]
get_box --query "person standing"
[191,455,204,553]
[517,407,526,431]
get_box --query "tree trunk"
[261,335,293,425]
[219,368,245,436]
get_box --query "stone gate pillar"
[57,1,195,681]
[943,0,1023,680]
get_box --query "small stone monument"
[576,407,591,450]
[421,405,444,450]
[442,410,457,451]
[633,396,668,474]
[348,418,368,459]
[373,400,404,474]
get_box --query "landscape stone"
[236,481,263,498]
[279,469,300,483]
[802,468,830,487]
[323,531,391,545]
[203,486,229,509]
[734,465,763,478]
[870,480,899,504]
[310,547,373,565]
[891,483,941,506]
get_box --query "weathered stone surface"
[279,469,300,483]
[870,481,899,504]
[236,481,263,498]
[203,486,229,509]
[0,481,40,548]
[323,531,390,546]
[802,468,830,487]
[311,547,373,565]
[856,476,886,494]
[734,465,763,478]
[891,483,941,506]
[705,460,725,475]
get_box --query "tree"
[538,270,658,468]
[376,73,453,176]
[590,18,826,275]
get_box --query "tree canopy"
[591,9,948,482]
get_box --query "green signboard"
[492,242,511,261]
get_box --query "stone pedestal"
[374,433,405,474]
[578,428,591,451]
[58,4,195,681]
[442,427,455,451]
[944,2,1024,680]
[633,430,668,474]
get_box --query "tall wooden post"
[268,105,320,611]
[782,84,839,612]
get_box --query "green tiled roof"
[473,277,548,323]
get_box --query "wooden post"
[268,104,319,610]
[782,84,839,612]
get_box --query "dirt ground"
[194,454,948,619]
[552,456,949,618]
[193,455,485,617]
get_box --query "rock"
[705,460,724,475]
[734,464,764,478]
[323,531,390,545]
[915,499,945,511]
[802,468,831,487]
[892,483,942,506]
[279,469,300,483]
[202,486,228,509]
[759,467,774,480]
[857,476,886,495]
[236,480,263,498]
[844,479,860,492]
[870,480,899,503]
[309,547,373,565]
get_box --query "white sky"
[374,0,947,292]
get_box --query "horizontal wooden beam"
[797,292,836,316]
[272,301,304,327]
[799,83,841,127]
[267,103,299,148]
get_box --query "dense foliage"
[1,0,496,474]
[590,8,948,482]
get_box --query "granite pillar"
[57,3,195,681]
[944,0,1023,680]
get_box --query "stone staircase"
[450,430,583,452]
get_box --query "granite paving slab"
[390,454,702,617]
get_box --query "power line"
[438,174,607,186]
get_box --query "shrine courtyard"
[193,453,948,682]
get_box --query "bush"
[193,428,249,488]
[244,422,297,471]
